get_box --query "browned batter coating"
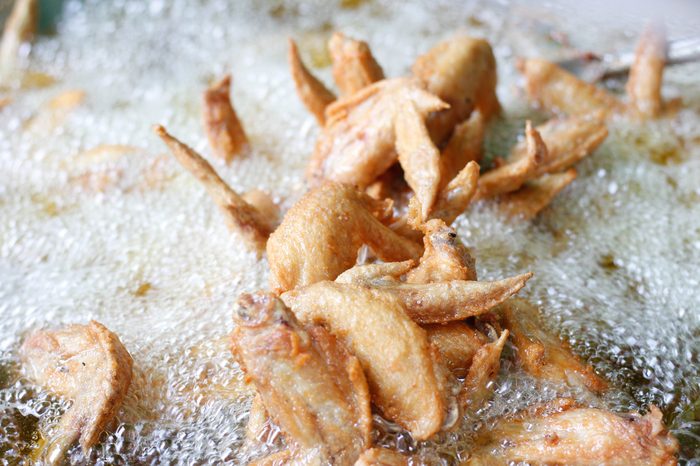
[497,169,577,220]
[428,161,480,225]
[329,32,385,95]
[413,35,500,143]
[459,330,509,413]
[231,292,371,465]
[439,111,485,188]
[425,322,487,378]
[21,321,133,463]
[267,182,422,292]
[500,298,608,393]
[354,448,408,466]
[154,125,273,254]
[466,400,678,465]
[627,24,666,119]
[288,38,337,125]
[202,74,249,162]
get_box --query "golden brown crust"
[202,74,249,162]
[626,24,666,119]
[232,292,370,465]
[154,125,272,254]
[329,32,384,95]
[497,169,577,220]
[440,111,485,188]
[425,322,487,378]
[288,38,337,125]
[429,160,480,225]
[459,330,508,412]
[518,58,624,117]
[354,448,408,466]
[266,182,422,292]
[21,321,133,460]
[500,298,608,393]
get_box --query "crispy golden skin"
[413,35,500,143]
[154,125,273,254]
[518,58,624,117]
[440,111,485,188]
[466,401,679,466]
[474,121,547,200]
[267,182,422,292]
[500,298,607,393]
[508,112,608,176]
[354,448,408,466]
[497,169,577,220]
[288,38,337,125]
[202,74,249,162]
[627,25,666,119]
[0,0,37,80]
[406,219,477,283]
[21,321,133,463]
[357,273,532,324]
[329,32,384,95]
[425,322,487,378]
[308,78,447,188]
[395,100,442,221]
[282,283,454,440]
[428,161,480,225]
[459,330,508,412]
[231,292,371,465]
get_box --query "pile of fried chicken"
[10,1,679,461]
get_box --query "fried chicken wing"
[500,298,607,393]
[474,121,547,200]
[406,218,477,283]
[329,32,384,95]
[459,330,508,413]
[425,322,487,378]
[428,161,480,225]
[288,38,337,125]
[627,24,666,119]
[0,0,36,81]
[282,283,454,440]
[518,58,624,117]
[440,111,485,188]
[466,401,678,466]
[413,35,500,143]
[307,78,447,188]
[20,321,133,463]
[267,182,422,292]
[202,74,249,162]
[497,169,577,220]
[395,100,442,221]
[508,112,608,176]
[231,292,370,465]
[154,125,273,254]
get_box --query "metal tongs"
[556,36,700,82]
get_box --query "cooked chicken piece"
[288,38,337,125]
[459,330,508,413]
[329,32,384,95]
[466,400,679,466]
[518,58,624,117]
[20,321,133,464]
[242,189,281,233]
[406,218,477,283]
[508,112,608,176]
[267,182,422,292]
[245,393,280,446]
[425,322,487,378]
[334,260,415,285]
[358,273,532,324]
[307,77,447,188]
[0,0,37,81]
[354,448,408,466]
[395,100,442,221]
[474,121,547,200]
[500,298,607,393]
[154,125,274,254]
[627,24,666,119]
[497,169,577,220]
[202,74,249,162]
[413,35,500,143]
[282,283,456,440]
[440,111,485,188]
[428,161,480,225]
[231,292,371,465]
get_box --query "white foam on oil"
[0,0,699,464]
